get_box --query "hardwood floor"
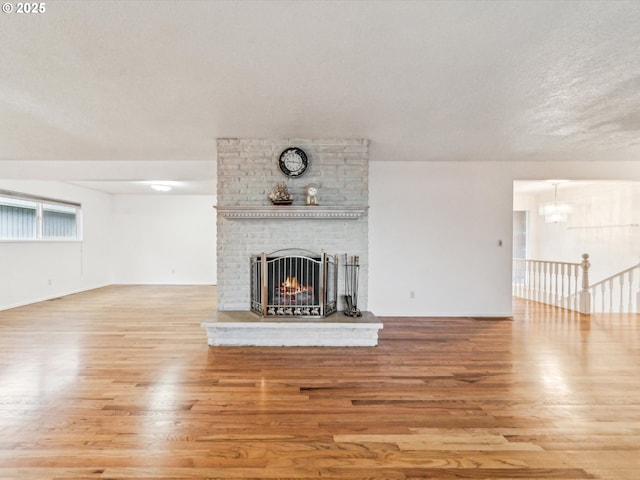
[0,285,639,479]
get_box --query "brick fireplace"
[216,138,370,313]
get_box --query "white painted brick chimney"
[216,138,369,312]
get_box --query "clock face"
[307,186,317,196]
[278,147,308,177]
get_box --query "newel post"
[579,253,591,315]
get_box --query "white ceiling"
[1,0,639,194]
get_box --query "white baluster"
[531,260,537,301]
[628,270,634,313]
[552,263,556,304]
[552,263,557,305]
[635,266,640,313]
[619,275,625,313]
[527,261,531,300]
[560,263,567,308]
[532,260,537,301]
[557,263,562,306]
[608,279,614,313]
[573,264,579,310]
[548,262,553,305]
[543,262,549,304]
[539,261,544,303]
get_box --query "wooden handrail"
[589,262,640,289]
[513,258,580,267]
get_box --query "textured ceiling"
[1,0,639,193]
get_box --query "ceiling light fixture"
[151,184,172,192]
[539,181,572,223]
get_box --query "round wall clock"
[278,147,308,177]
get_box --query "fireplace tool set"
[344,254,362,317]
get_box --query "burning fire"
[280,276,312,296]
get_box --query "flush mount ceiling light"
[151,184,172,192]
[539,181,572,223]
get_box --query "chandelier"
[539,181,572,223]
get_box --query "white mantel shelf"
[216,205,368,219]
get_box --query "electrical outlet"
[409,291,415,299]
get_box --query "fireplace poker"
[344,254,362,317]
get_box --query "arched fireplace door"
[250,249,338,318]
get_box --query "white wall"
[0,180,113,310]
[369,162,514,317]
[111,195,216,285]
[517,181,640,284]
[369,161,640,317]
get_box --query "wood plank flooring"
[0,285,638,479]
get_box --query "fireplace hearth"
[251,249,338,317]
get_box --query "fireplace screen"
[251,249,338,317]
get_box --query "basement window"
[0,191,82,241]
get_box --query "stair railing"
[513,257,578,310]
[514,254,640,314]
[513,254,592,314]
[589,262,640,313]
